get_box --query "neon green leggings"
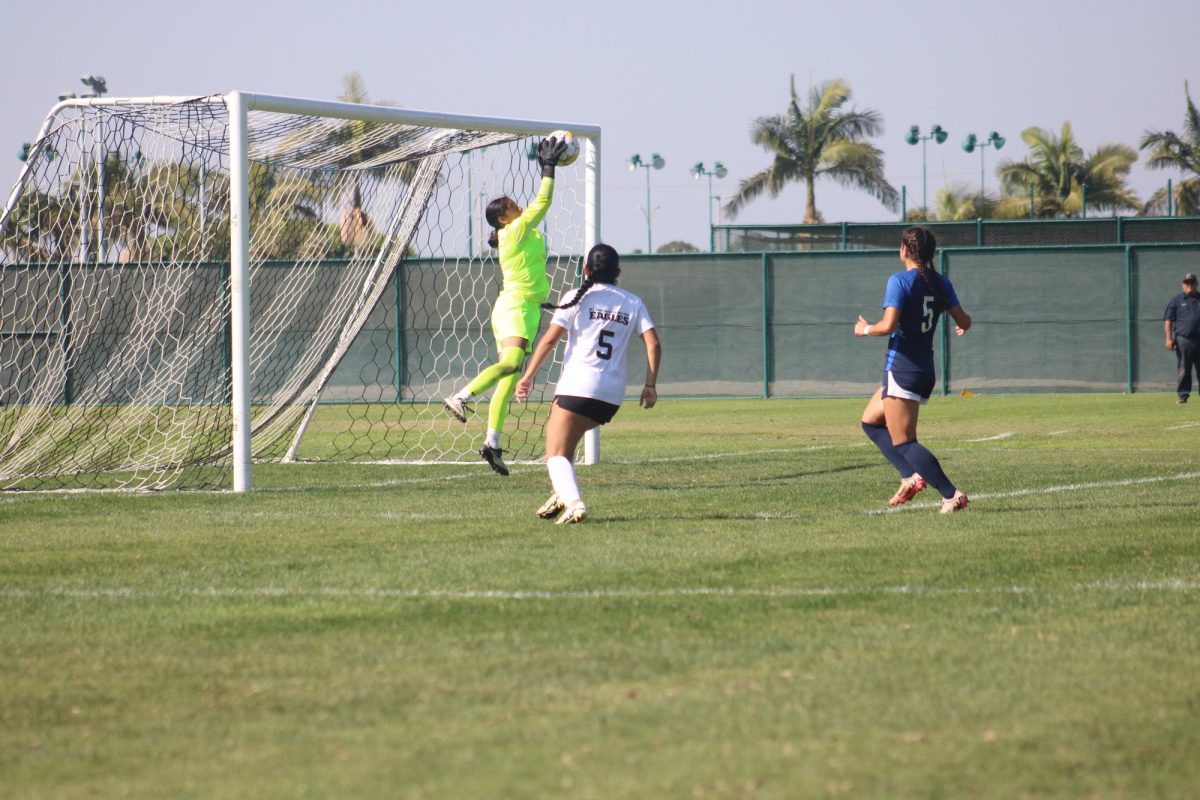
[465,345,526,433]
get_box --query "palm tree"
[1139,82,1200,216]
[996,123,1139,218]
[655,240,700,254]
[240,74,398,261]
[329,73,420,256]
[139,160,230,261]
[934,183,993,221]
[0,189,80,262]
[932,183,1030,221]
[723,77,898,224]
[335,74,378,255]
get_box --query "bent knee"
[496,346,526,372]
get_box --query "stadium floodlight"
[689,161,728,251]
[80,75,107,97]
[628,152,665,253]
[906,124,947,211]
[0,92,602,490]
[963,131,1005,195]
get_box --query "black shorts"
[553,395,621,425]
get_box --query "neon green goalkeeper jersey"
[496,177,554,300]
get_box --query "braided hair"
[543,243,620,310]
[901,226,947,306]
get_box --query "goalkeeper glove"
[537,136,569,178]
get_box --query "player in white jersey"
[515,244,661,524]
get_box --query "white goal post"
[0,91,601,491]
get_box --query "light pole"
[18,74,107,161]
[23,77,110,261]
[904,124,947,213]
[962,131,1004,197]
[689,161,727,252]
[627,153,665,253]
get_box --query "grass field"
[2,394,1198,799]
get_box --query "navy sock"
[861,422,915,478]
[895,440,956,498]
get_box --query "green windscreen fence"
[617,255,766,396]
[7,245,1195,408]
[613,244,1200,399]
[943,247,1129,393]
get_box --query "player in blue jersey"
[854,226,973,513]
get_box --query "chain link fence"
[715,216,1200,252]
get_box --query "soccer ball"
[547,130,580,167]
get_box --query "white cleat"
[555,500,588,525]
[442,396,469,423]
[536,492,565,520]
[940,490,969,514]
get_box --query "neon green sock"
[465,346,525,397]
[488,370,520,434]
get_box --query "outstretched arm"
[505,139,568,242]
[515,324,567,401]
[640,328,662,409]
[504,178,555,244]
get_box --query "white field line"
[865,470,1200,514]
[0,435,1184,502]
[966,432,1014,442]
[1166,422,1200,430]
[1,579,1197,602]
[609,444,860,465]
[261,446,853,492]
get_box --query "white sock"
[484,429,501,449]
[453,388,471,402]
[546,455,581,505]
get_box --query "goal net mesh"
[0,96,588,490]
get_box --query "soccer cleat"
[479,445,509,476]
[888,474,927,507]
[443,396,470,422]
[939,490,969,514]
[536,492,566,520]
[555,500,587,525]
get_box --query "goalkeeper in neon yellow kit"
[443,135,571,475]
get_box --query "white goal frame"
[4,91,602,491]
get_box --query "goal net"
[0,93,598,490]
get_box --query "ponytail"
[543,275,596,311]
[901,226,947,306]
[485,196,511,250]
[543,243,621,310]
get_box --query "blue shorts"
[881,368,935,404]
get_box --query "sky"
[2,0,1197,254]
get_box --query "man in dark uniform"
[1164,272,1200,403]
